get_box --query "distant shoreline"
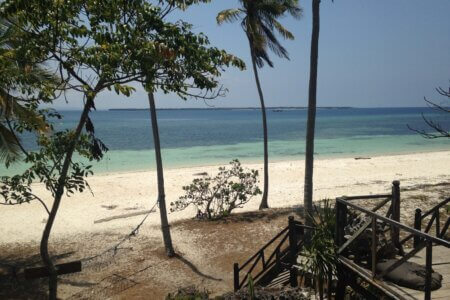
[108,106,353,111]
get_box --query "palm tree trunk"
[248,45,269,210]
[148,91,175,257]
[40,96,95,300]
[304,0,321,224]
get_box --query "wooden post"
[336,199,348,249]
[336,199,348,300]
[260,250,266,268]
[288,216,298,287]
[336,264,346,300]
[336,199,341,246]
[298,221,305,237]
[233,263,239,291]
[275,248,281,274]
[24,261,82,280]
[441,218,450,239]
[425,240,432,300]
[414,208,422,248]
[435,211,440,238]
[391,181,400,246]
[371,217,377,278]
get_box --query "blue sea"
[1,107,449,176]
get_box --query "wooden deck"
[384,245,450,300]
[233,187,448,299]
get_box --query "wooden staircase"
[233,216,313,291]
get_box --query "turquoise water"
[1,108,449,175]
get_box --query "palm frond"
[257,2,285,17]
[0,123,21,165]
[259,22,289,60]
[220,0,301,68]
[246,20,274,68]
[0,19,15,47]
[0,92,45,130]
[216,9,243,25]
[278,0,303,19]
[272,19,295,40]
[254,48,273,68]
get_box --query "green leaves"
[171,159,261,220]
[299,200,337,297]
[0,17,60,165]
[112,84,135,97]
[217,0,302,68]
[0,124,21,167]
[216,9,244,25]
[0,124,97,206]
[141,21,245,98]
[0,0,247,215]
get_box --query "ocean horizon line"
[44,106,440,111]
[108,106,354,111]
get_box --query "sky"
[57,0,450,110]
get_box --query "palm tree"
[147,89,175,257]
[217,0,301,210]
[0,19,54,165]
[304,0,321,223]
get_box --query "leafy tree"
[139,1,244,257]
[0,0,232,297]
[1,110,98,217]
[170,160,261,220]
[1,1,244,297]
[0,18,58,165]
[217,0,302,210]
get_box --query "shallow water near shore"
[1,107,449,176]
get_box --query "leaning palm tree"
[217,0,301,210]
[0,19,55,165]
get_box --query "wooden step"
[266,270,290,288]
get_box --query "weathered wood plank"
[24,261,81,279]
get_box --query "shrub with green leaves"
[171,160,261,220]
[0,110,101,211]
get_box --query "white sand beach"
[1,151,449,245]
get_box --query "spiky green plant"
[299,199,337,300]
[248,274,256,300]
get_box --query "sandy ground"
[1,151,449,244]
[0,151,449,299]
[0,185,448,299]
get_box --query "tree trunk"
[40,96,95,300]
[148,91,175,257]
[248,44,269,210]
[303,0,321,224]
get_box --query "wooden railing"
[412,197,450,247]
[336,194,450,300]
[233,216,313,291]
